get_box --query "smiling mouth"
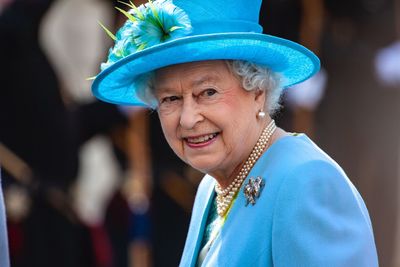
[186,133,219,144]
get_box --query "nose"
[179,97,203,129]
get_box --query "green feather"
[137,43,147,51]
[169,26,183,32]
[129,2,145,20]
[86,76,97,81]
[148,0,165,33]
[148,0,159,18]
[115,7,137,23]
[117,0,135,9]
[98,21,117,41]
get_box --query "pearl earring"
[257,110,266,119]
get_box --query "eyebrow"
[190,74,221,87]
[155,73,221,94]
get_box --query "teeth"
[188,134,216,144]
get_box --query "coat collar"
[200,160,269,266]
[180,175,215,267]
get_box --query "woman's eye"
[202,88,217,97]
[161,95,180,103]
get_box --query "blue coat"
[180,134,378,267]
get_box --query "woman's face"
[154,60,265,180]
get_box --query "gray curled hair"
[226,60,282,115]
[136,60,283,115]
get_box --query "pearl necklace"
[215,119,277,217]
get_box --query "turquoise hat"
[92,0,320,106]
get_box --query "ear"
[254,88,266,111]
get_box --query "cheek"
[223,126,241,148]
[218,91,238,109]
[214,90,254,116]
[159,114,182,152]
[219,107,256,152]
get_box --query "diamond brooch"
[243,177,265,206]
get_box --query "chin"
[186,157,222,174]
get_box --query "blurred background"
[0,0,399,266]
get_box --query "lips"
[185,133,219,145]
[187,133,216,143]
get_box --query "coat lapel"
[180,175,215,267]
[201,152,275,266]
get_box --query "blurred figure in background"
[38,0,153,266]
[0,0,129,266]
[0,3,12,267]
[373,0,400,265]
[0,0,94,266]
[374,0,400,88]
[318,0,400,266]
[0,170,10,267]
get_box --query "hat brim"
[92,32,320,106]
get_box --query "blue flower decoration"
[100,0,192,71]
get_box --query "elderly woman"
[92,0,378,266]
